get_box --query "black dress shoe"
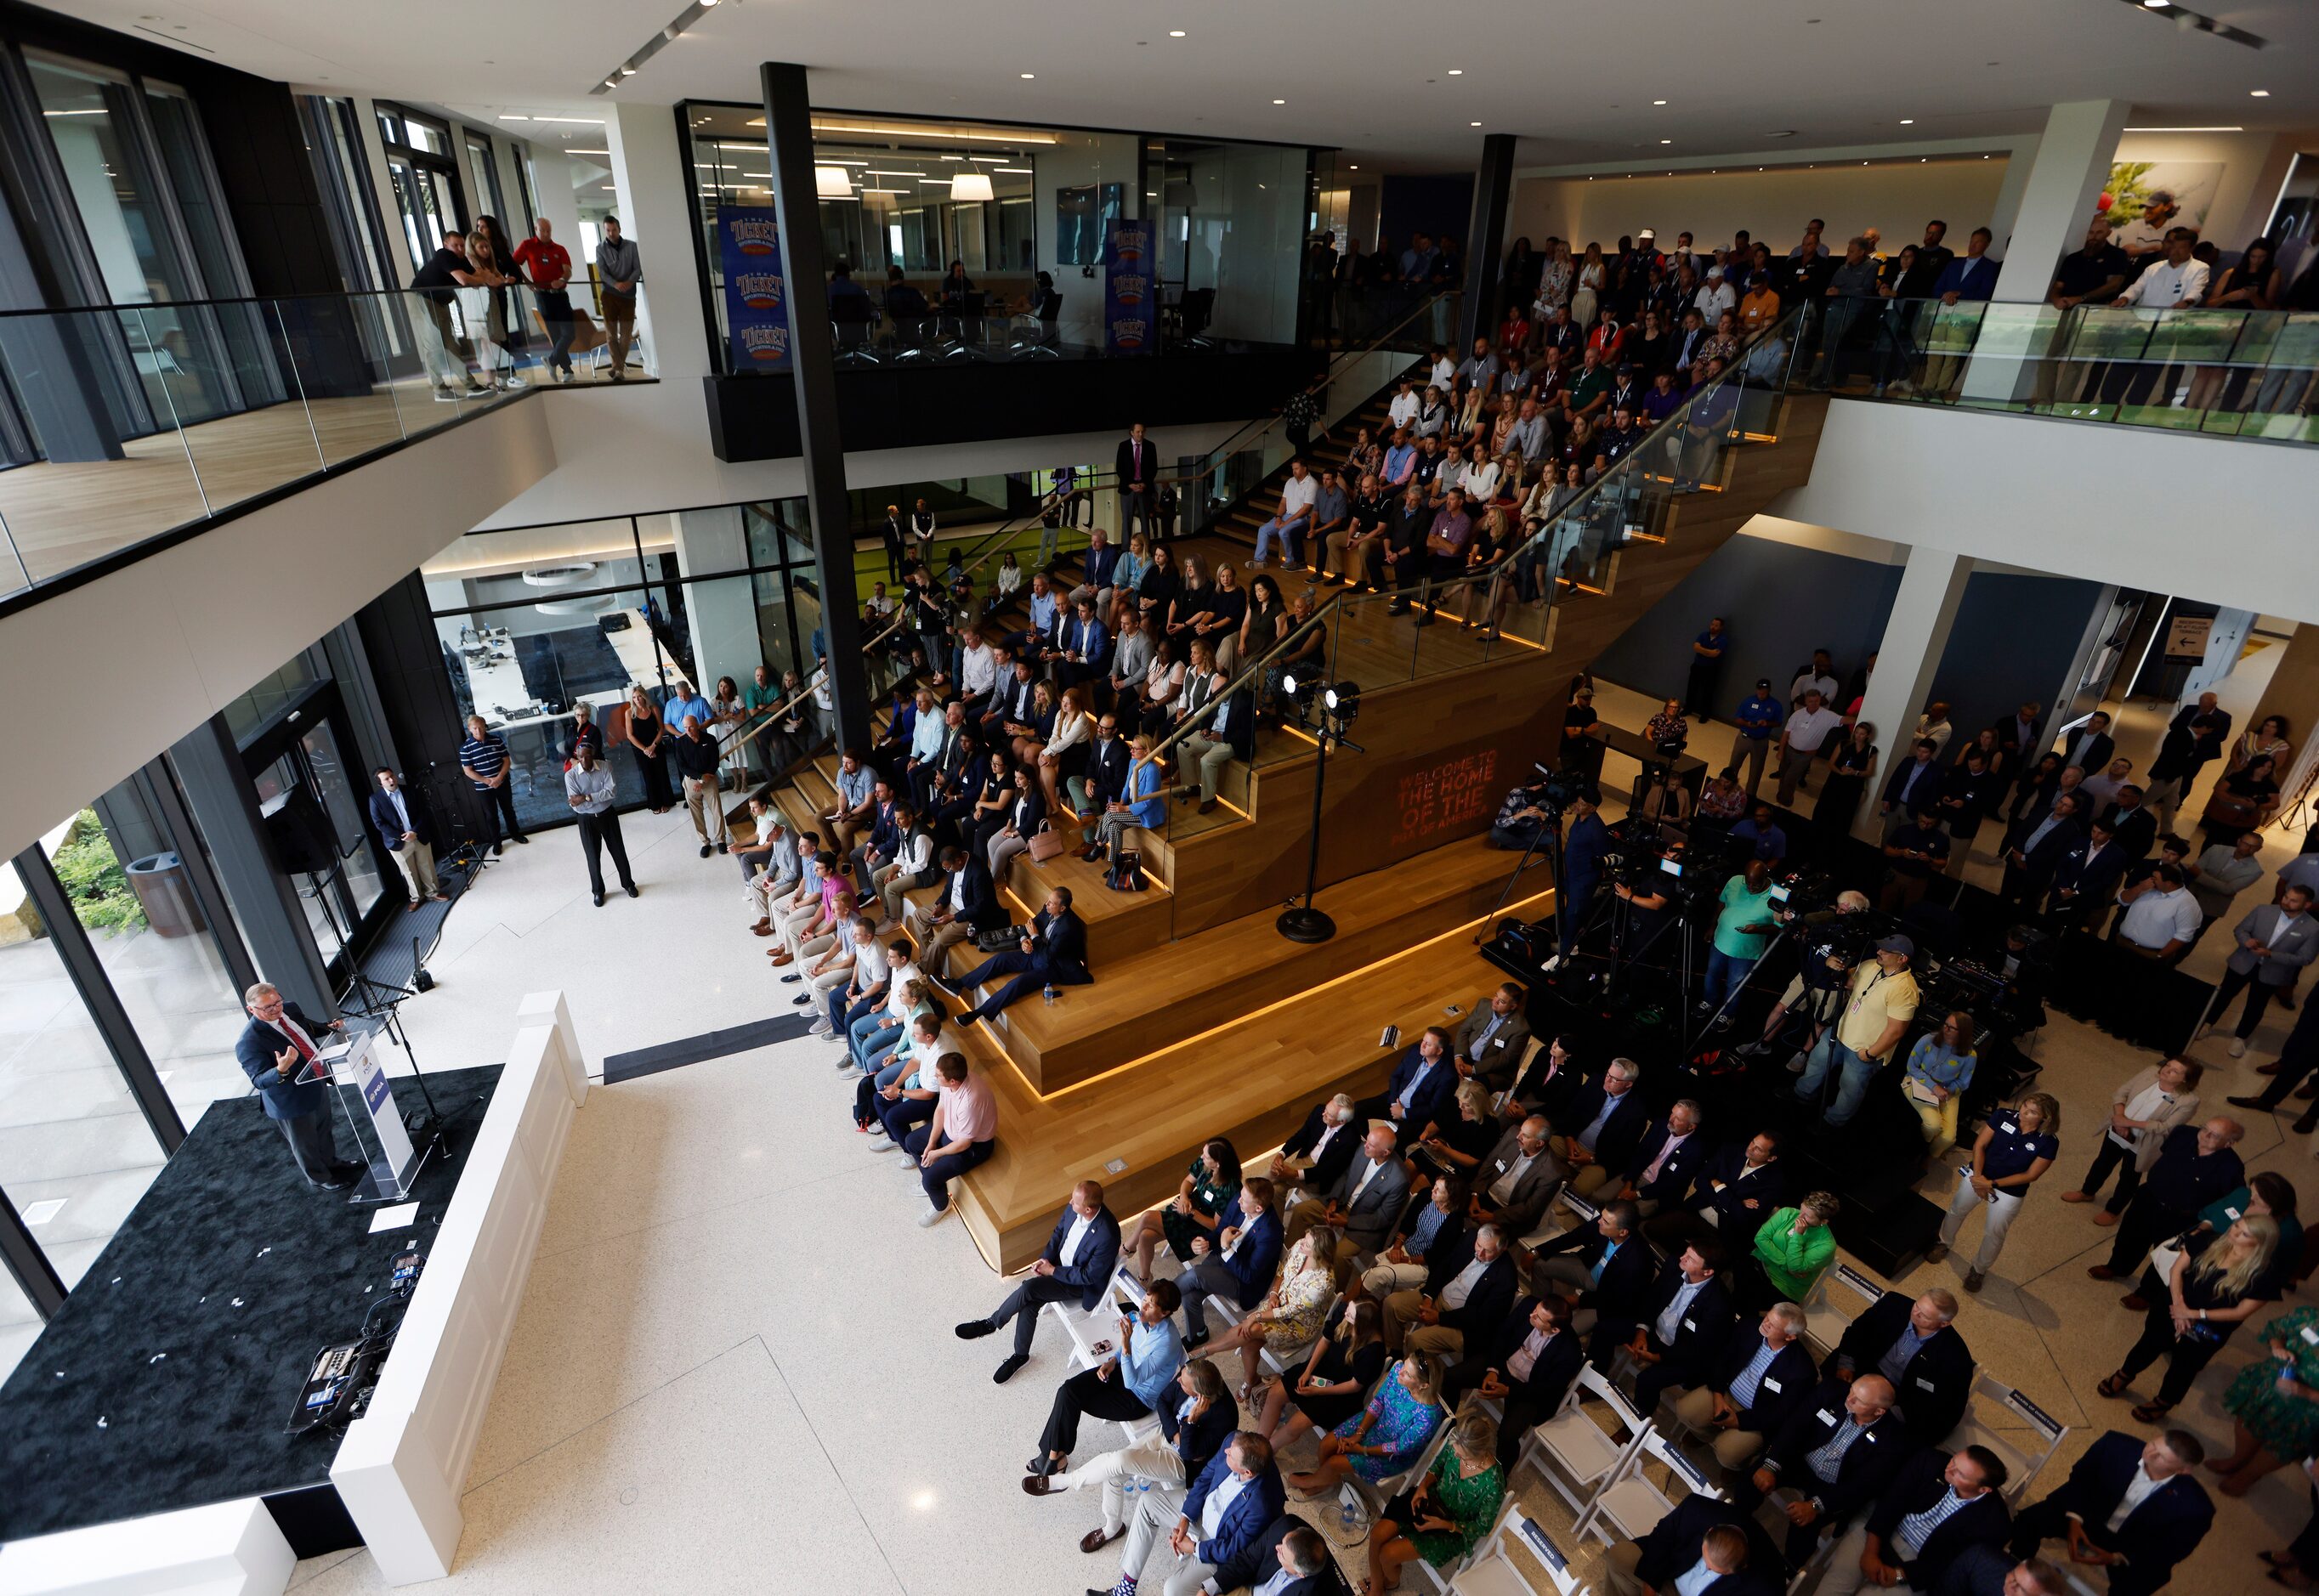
[782,972,804,983]
[956,1011,981,1027]
[593,891,605,907]
[994,1352,1029,1384]
[2229,1094,2280,1112]
[625,884,638,897]
[331,1161,365,1182]
[955,1319,997,1339]
[717,841,729,854]
[514,835,530,845]
[1026,1451,1059,1476]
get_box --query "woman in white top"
[991,551,1024,614]
[873,817,934,928]
[1038,686,1092,811]
[1458,444,1501,507]
[1533,239,1573,320]
[1570,242,1606,329]
[1411,384,1448,439]
[2230,715,2293,777]
[2062,1056,2203,1217]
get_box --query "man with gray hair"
[1385,1222,1517,1359]
[234,982,356,1189]
[1664,1301,1819,1473]
[1268,1091,1361,1199]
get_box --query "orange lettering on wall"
[1392,749,1500,845]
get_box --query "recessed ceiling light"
[1168,29,1185,37]
[1448,69,1464,75]
[2250,88,2271,96]
[2123,125,2243,132]
[1653,99,1667,105]
[1471,121,1483,127]
[618,65,635,76]
[1899,118,1914,124]
[2141,0,2166,8]
[1274,99,1286,105]
[1659,139,1671,144]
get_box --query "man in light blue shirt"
[1381,429,1416,490]
[661,680,712,738]
[1027,1278,1185,1476]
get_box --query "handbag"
[1027,825,1065,863]
[2202,789,2262,829]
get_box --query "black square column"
[1458,133,1517,352]
[759,61,870,753]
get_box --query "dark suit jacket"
[1184,1454,1286,1575]
[2004,812,2084,886]
[1115,435,1158,492]
[1709,1322,1818,1439]
[1454,1007,1534,1089]
[2049,838,2126,906]
[1508,1052,1585,1122]
[1219,1514,1350,1596]
[1932,1545,2018,1596]
[1475,1300,1585,1408]
[1555,1078,1650,1172]
[1630,1261,1736,1377]
[1040,1203,1123,1311]
[1866,1447,2012,1592]
[1159,1392,1238,1482]
[1383,1047,1459,1134]
[1077,735,1132,811]
[1633,1493,1785,1596]
[2016,1429,2211,1596]
[1681,1146,1790,1233]
[1761,1379,1911,1522]
[2101,802,2157,863]
[1533,1228,1654,1324]
[2057,729,2114,775]
[366,784,437,852]
[1282,1103,1361,1193]
[939,857,1007,933]
[1882,755,1944,812]
[235,1003,334,1121]
[1829,1293,1974,1444]
[1214,1207,1283,1307]
[1426,1249,1520,1338]
[1624,1121,1712,1208]
[1081,543,1121,591]
[1029,907,1091,983]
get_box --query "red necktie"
[279,1021,315,1062]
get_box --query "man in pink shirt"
[906,1052,998,1227]
[511,217,577,382]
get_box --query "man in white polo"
[1777,689,1845,807]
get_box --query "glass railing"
[1786,295,2317,444]
[817,289,1305,367]
[0,281,655,601]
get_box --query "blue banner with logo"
[1103,219,1158,356]
[718,206,792,371]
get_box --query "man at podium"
[237,982,360,1191]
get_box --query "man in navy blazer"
[1211,1518,1346,1596]
[948,887,1092,1022]
[1827,1444,2013,1596]
[367,767,448,909]
[235,982,359,1189]
[1614,1099,1710,1216]
[1610,1493,1783,1596]
[2005,1429,2212,1596]
[1390,1221,1518,1360]
[1052,596,1110,690]
[1354,1027,1460,1148]
[1667,1305,1821,1474]
[957,1180,1120,1380]
[1829,1288,1975,1445]
[1179,1180,1284,1348]
[1528,1198,1655,1336]
[1552,1057,1650,1197]
[1645,1130,1790,1257]
[1442,1295,1585,1469]
[1624,1242,1738,1403]
[1108,1431,1284,1596]
[2042,819,2126,930]
[1739,1373,1912,1565]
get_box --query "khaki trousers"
[388,840,439,900]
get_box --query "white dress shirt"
[2103,1463,2163,1534]
[1488,1151,1536,1206]
[2118,886,2201,951]
[1438,1255,1490,1310]
[2119,257,2210,308]
[1058,1210,1095,1268]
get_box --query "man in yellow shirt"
[1790,936,1919,1128]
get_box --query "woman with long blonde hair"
[2101,1214,2280,1423]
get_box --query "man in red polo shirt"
[512,217,576,382]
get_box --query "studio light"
[1277,676,1364,946]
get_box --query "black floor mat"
[602,1015,818,1083]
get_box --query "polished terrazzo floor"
[280,787,2299,1593]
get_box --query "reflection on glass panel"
[224,648,322,747]
[0,1249,39,1388]
[435,589,669,830]
[0,865,169,1293]
[39,790,245,1125]
[25,54,194,306]
[299,721,386,925]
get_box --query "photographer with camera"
[1738,889,1872,1063]
[1792,935,1921,1129]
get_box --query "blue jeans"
[1794,1030,1880,1127]
[827,986,880,1037]
[849,1010,899,1066]
[1702,947,1755,1012]
[1253,516,1305,567]
[854,1053,916,1126]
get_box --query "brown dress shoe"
[1078,1526,1121,1554]
[2120,1293,2152,1311]
[2087,1265,2119,1281]
[751,918,772,935]
[2058,1191,2092,1204]
[2094,1211,2120,1226]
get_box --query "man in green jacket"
[1748,1194,1840,1308]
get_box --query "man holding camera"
[1793,935,1920,1129]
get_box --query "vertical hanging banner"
[1103,219,1158,355]
[719,206,793,371]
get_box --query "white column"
[671,507,763,698]
[1851,546,1974,842]
[1990,100,2128,304]
[604,102,705,381]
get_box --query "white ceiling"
[79,0,2319,167]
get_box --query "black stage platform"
[0,1066,502,1556]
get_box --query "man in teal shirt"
[1703,859,1779,1025]
[741,664,785,777]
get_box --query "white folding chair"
[1517,1363,1648,1518]
[1802,1262,1883,1361]
[1950,1370,2069,1507]
[1573,1422,1721,1548]
[1039,1263,1162,1442]
[1450,1503,1591,1596]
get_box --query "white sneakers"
[916,1206,951,1228]
[865,1132,893,1152]
[2229,1038,2248,1057]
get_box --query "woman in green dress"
[2216,1302,2319,1494]
[1365,1411,1504,1592]
[1125,1136,1242,1281]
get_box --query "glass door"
[241,687,388,978]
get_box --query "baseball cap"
[1638,228,1656,240]
[1875,934,1915,958]
[1755,677,1772,690]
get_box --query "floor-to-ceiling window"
[376,102,466,266]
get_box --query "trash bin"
[125,852,206,938]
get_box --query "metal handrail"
[1142,303,1812,773]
